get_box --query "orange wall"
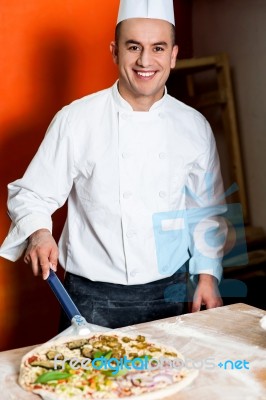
[0,0,119,351]
[0,0,192,351]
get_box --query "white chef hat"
[117,0,175,26]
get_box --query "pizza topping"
[128,352,138,358]
[129,373,155,388]
[27,356,38,364]
[92,350,113,360]
[112,349,126,359]
[131,342,148,350]
[46,351,64,360]
[136,335,146,343]
[164,351,178,357]
[81,347,93,358]
[19,332,196,399]
[105,341,117,349]
[149,346,161,352]
[91,340,103,349]
[99,336,119,346]
[67,339,89,350]
[102,367,129,378]
[33,384,43,389]
[35,371,72,384]
[153,373,174,384]
[30,360,59,369]
[121,337,132,343]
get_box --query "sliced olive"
[67,339,89,350]
[112,349,126,359]
[122,337,131,343]
[108,337,118,342]
[136,335,146,342]
[112,342,122,349]
[149,347,162,352]
[108,341,119,347]
[102,335,118,342]
[131,343,147,349]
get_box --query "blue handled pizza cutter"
[47,269,110,338]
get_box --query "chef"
[0,0,226,329]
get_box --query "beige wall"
[192,0,266,231]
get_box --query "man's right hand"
[24,229,59,280]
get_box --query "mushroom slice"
[30,360,58,369]
[46,351,64,360]
[81,347,93,358]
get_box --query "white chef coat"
[0,82,227,284]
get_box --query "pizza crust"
[19,331,198,400]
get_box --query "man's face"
[110,18,178,110]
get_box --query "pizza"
[19,332,198,399]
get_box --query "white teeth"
[137,72,155,77]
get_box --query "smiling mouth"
[134,71,157,79]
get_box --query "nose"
[137,48,152,68]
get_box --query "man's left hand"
[192,274,223,312]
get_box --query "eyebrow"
[125,40,168,47]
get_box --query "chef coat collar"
[112,80,167,112]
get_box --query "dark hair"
[115,21,176,46]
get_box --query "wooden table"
[1,303,265,399]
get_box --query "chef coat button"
[159,113,165,119]
[159,152,167,159]
[126,230,135,238]
[122,152,130,159]
[123,191,132,199]
[159,191,167,198]
[130,271,136,277]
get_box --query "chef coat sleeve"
[0,108,75,261]
[186,118,228,283]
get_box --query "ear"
[110,41,119,64]
[170,45,179,69]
